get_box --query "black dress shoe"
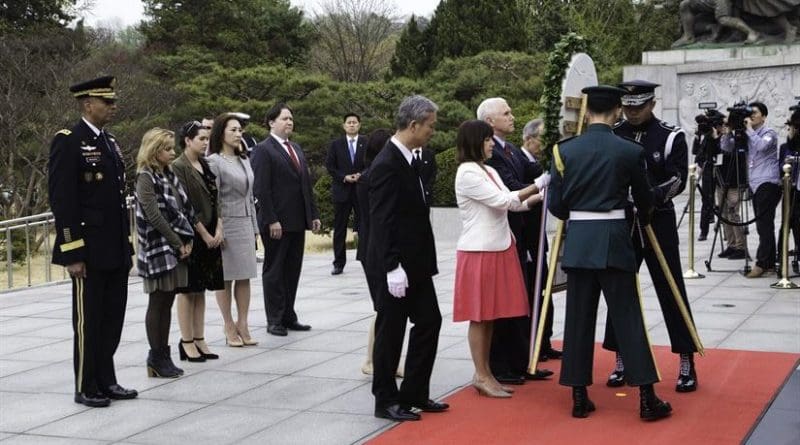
[267,325,288,336]
[606,370,626,387]
[331,266,343,275]
[286,322,311,331]
[375,403,421,421]
[726,249,746,260]
[697,233,707,241]
[542,347,562,360]
[718,247,733,258]
[495,372,525,385]
[74,392,111,407]
[572,386,596,418]
[101,384,138,400]
[524,369,554,380]
[403,399,449,412]
[640,395,672,420]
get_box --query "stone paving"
[0,192,798,444]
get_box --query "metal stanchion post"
[684,164,705,279]
[771,163,799,289]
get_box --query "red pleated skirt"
[452,241,530,322]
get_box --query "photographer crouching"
[720,101,781,278]
[692,108,726,241]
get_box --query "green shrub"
[432,147,457,207]
[313,174,334,235]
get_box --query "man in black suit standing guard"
[326,113,366,275]
[549,85,671,421]
[251,103,321,337]
[368,95,448,422]
[48,75,137,407]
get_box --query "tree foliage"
[139,0,314,69]
[389,15,429,79]
[0,0,80,34]
[309,0,399,82]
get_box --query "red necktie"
[284,141,301,172]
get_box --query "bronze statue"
[672,0,799,47]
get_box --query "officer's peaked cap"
[619,80,659,106]
[69,76,117,100]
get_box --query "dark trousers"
[604,208,697,354]
[489,239,531,375]
[262,231,304,327]
[752,183,782,270]
[332,197,359,268]
[560,268,658,387]
[699,166,716,235]
[778,188,800,271]
[372,277,442,408]
[71,266,128,394]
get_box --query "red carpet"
[369,344,799,445]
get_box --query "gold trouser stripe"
[76,277,85,393]
[635,273,661,382]
[60,239,85,252]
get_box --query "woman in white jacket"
[453,120,547,398]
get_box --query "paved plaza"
[1,192,798,444]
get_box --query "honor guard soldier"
[48,75,137,407]
[605,79,699,392]
[549,85,671,420]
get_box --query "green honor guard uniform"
[48,76,137,407]
[548,85,672,421]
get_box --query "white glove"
[534,172,551,190]
[386,265,408,298]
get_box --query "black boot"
[147,347,181,378]
[571,386,596,418]
[676,353,697,392]
[606,352,626,387]
[639,384,672,421]
[164,345,184,376]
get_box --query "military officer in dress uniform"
[549,85,672,421]
[602,80,700,393]
[48,76,137,407]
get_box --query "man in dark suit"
[48,75,137,407]
[479,97,554,386]
[368,95,448,422]
[548,85,671,421]
[251,103,321,337]
[411,147,437,206]
[325,113,366,275]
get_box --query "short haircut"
[749,101,768,116]
[587,97,620,114]
[522,118,544,141]
[343,113,361,123]
[178,120,210,149]
[265,102,293,125]
[395,95,438,130]
[208,113,245,157]
[364,128,392,167]
[457,120,494,164]
[476,97,507,121]
[136,127,174,171]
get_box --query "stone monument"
[624,44,800,143]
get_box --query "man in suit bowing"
[251,103,321,337]
[368,95,448,422]
[326,113,366,275]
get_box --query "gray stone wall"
[624,44,800,142]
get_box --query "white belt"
[570,209,625,221]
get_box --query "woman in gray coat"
[207,113,259,347]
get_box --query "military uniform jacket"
[48,119,132,270]
[614,117,687,209]
[548,124,654,272]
